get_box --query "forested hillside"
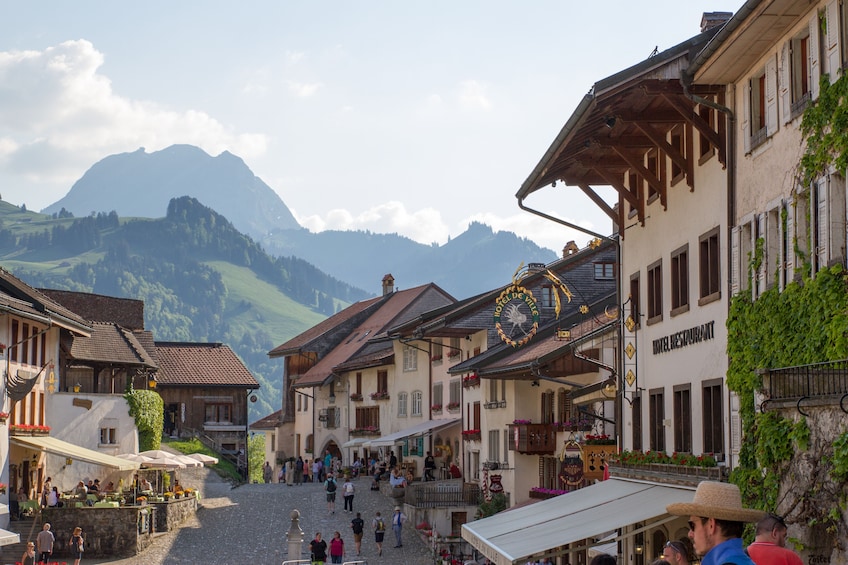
[0,197,369,418]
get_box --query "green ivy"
[124,385,164,452]
[831,432,848,484]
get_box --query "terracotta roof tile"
[155,342,259,388]
[0,268,90,334]
[251,409,283,430]
[39,289,146,330]
[67,322,158,368]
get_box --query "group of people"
[308,506,408,564]
[28,523,84,565]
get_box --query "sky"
[0,1,738,252]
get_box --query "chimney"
[382,273,395,296]
[563,241,580,258]
[701,12,732,33]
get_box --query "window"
[323,407,339,429]
[403,345,418,372]
[449,379,461,405]
[411,391,423,416]
[10,320,18,363]
[306,434,314,454]
[557,389,573,424]
[673,385,692,453]
[433,383,443,407]
[355,372,362,395]
[541,390,555,424]
[100,426,117,445]
[488,429,500,462]
[432,340,443,362]
[703,380,724,454]
[629,272,641,328]
[540,286,554,308]
[204,403,232,423]
[745,59,777,152]
[297,393,302,412]
[472,402,481,430]
[750,69,767,145]
[355,406,380,430]
[632,392,642,452]
[488,379,505,404]
[649,389,665,452]
[646,150,661,203]
[594,263,615,280]
[30,326,39,366]
[22,323,29,364]
[377,370,388,394]
[699,228,721,302]
[790,29,812,116]
[698,103,715,160]
[398,392,408,417]
[647,260,663,323]
[449,337,462,359]
[670,245,689,314]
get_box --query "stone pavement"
[81,468,439,565]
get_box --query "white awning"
[342,438,371,449]
[0,526,19,546]
[11,436,141,471]
[369,418,460,447]
[462,479,695,565]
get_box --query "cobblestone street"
[82,468,440,565]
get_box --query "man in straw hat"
[667,481,766,565]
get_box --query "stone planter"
[607,462,725,486]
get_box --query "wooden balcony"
[511,423,557,454]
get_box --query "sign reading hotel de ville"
[493,264,574,347]
[652,320,716,355]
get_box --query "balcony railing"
[510,423,557,454]
[404,481,481,508]
[760,359,848,405]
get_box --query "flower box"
[350,393,363,401]
[529,487,568,499]
[350,427,381,436]
[370,391,390,401]
[10,424,50,436]
[607,462,725,487]
[447,350,461,359]
[462,429,481,441]
[431,355,443,362]
[446,402,461,412]
[462,375,480,388]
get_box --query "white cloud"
[458,80,492,111]
[462,210,606,252]
[292,201,450,245]
[0,40,267,190]
[287,81,322,97]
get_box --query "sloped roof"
[155,342,259,388]
[267,296,385,357]
[293,284,454,388]
[251,409,283,430]
[0,268,90,335]
[39,289,145,330]
[333,344,394,372]
[65,322,158,368]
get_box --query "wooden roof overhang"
[517,31,726,237]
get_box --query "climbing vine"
[800,73,848,185]
[124,385,164,452]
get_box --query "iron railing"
[404,481,481,508]
[762,359,848,401]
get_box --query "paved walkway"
[85,469,439,565]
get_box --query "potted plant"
[162,472,171,493]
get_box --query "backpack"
[352,517,364,534]
[376,518,385,532]
[326,479,336,493]
[295,459,304,472]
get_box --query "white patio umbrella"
[172,454,203,467]
[138,450,176,459]
[186,453,218,465]
[116,453,153,463]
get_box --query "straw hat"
[394,506,401,511]
[667,481,766,523]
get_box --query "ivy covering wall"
[124,386,164,452]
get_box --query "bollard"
[287,508,305,559]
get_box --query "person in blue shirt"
[667,481,766,565]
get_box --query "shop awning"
[462,479,695,565]
[0,526,19,546]
[11,436,141,471]
[369,418,460,447]
[342,438,371,449]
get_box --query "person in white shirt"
[342,476,355,513]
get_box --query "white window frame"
[398,392,408,417]
[403,345,418,372]
[411,391,423,416]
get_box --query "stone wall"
[41,496,197,558]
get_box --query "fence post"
[287,509,305,559]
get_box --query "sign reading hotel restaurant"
[652,320,716,355]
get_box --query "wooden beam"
[608,146,666,211]
[661,93,724,163]
[594,167,645,227]
[631,122,688,180]
[577,183,619,228]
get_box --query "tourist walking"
[328,531,345,563]
[262,461,272,483]
[391,505,407,547]
[309,532,327,565]
[36,522,54,564]
[342,476,355,512]
[424,451,436,481]
[70,526,84,565]
[313,459,322,483]
[373,511,387,557]
[746,513,803,565]
[20,541,35,565]
[286,459,294,486]
[351,512,365,556]
[662,539,693,565]
[324,472,337,514]
[295,456,304,485]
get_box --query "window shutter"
[402,439,409,457]
[784,200,796,285]
[827,1,841,78]
[817,179,829,269]
[417,436,423,456]
[743,81,752,154]
[757,213,767,295]
[729,392,742,455]
[765,56,779,136]
[731,226,740,296]
[335,407,341,428]
[779,42,791,124]
[810,14,822,99]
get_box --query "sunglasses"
[687,517,707,531]
[665,541,684,554]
